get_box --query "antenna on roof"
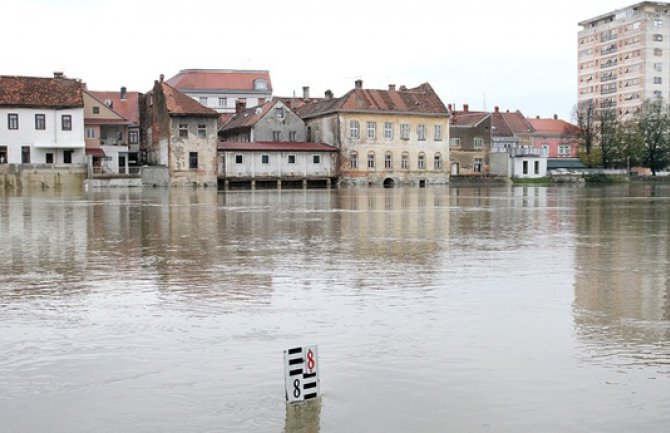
[483,92,487,112]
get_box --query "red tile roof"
[296,83,449,118]
[166,69,272,92]
[450,111,491,126]
[160,82,219,118]
[89,90,141,125]
[220,100,275,131]
[218,141,338,152]
[492,110,535,137]
[0,75,84,109]
[527,118,581,136]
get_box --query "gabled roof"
[492,110,535,137]
[166,69,272,93]
[218,141,338,152]
[527,118,581,136]
[450,111,491,127]
[0,75,84,109]
[296,83,449,118]
[89,90,141,125]
[160,82,219,118]
[220,99,276,131]
[84,90,130,125]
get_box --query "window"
[8,113,18,130]
[654,48,663,56]
[261,154,269,164]
[654,19,663,27]
[542,144,549,156]
[654,90,663,98]
[272,130,282,141]
[654,77,663,84]
[350,152,358,168]
[434,125,442,141]
[179,124,188,138]
[93,106,100,114]
[129,130,139,144]
[289,131,297,141]
[61,115,72,131]
[384,122,393,140]
[400,123,410,140]
[235,154,243,164]
[417,124,426,141]
[450,137,461,148]
[63,150,72,164]
[367,153,375,169]
[46,153,54,164]
[21,146,30,163]
[418,153,425,169]
[254,78,268,90]
[474,158,483,172]
[384,153,392,169]
[197,124,207,138]
[35,114,45,130]
[288,154,296,164]
[654,34,664,41]
[401,153,409,169]
[199,97,207,105]
[473,137,484,149]
[655,63,663,72]
[313,154,320,164]
[0,146,7,164]
[349,120,360,138]
[86,127,96,139]
[367,122,376,139]
[559,145,570,155]
[534,160,540,175]
[275,106,284,118]
[523,160,529,175]
[434,153,442,169]
[219,97,226,107]
[189,152,198,169]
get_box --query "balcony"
[510,148,542,157]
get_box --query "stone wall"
[0,164,86,189]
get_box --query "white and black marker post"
[283,344,320,403]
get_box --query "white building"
[166,69,272,114]
[0,73,85,165]
[578,2,670,118]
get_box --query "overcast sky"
[3,0,633,120]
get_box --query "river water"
[1,185,669,433]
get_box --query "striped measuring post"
[284,344,320,403]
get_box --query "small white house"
[489,147,548,178]
[0,73,85,165]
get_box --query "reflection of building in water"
[0,192,88,278]
[573,185,670,369]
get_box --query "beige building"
[578,2,670,119]
[296,80,450,187]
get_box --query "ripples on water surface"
[1,184,669,433]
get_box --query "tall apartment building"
[578,2,670,119]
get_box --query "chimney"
[399,85,407,91]
[463,104,469,113]
[389,84,396,91]
[159,74,164,82]
[355,79,363,89]
[235,99,247,113]
[325,89,333,100]
[120,86,127,100]
[553,114,558,120]
[536,115,540,119]
[494,106,499,113]
[53,71,64,79]
[447,104,453,112]
[302,86,310,99]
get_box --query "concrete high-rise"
[578,2,670,118]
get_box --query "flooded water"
[1,185,669,433]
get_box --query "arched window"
[367,152,375,169]
[418,152,426,169]
[434,152,442,169]
[401,152,409,169]
[384,152,393,169]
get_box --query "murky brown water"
[1,185,669,433]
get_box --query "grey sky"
[3,0,631,120]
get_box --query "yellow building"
[296,81,450,187]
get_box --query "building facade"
[297,81,450,187]
[219,99,306,143]
[578,2,670,118]
[83,90,131,174]
[140,76,220,186]
[0,73,85,165]
[166,69,272,114]
[489,108,547,178]
[448,105,492,176]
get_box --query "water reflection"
[573,184,670,373]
